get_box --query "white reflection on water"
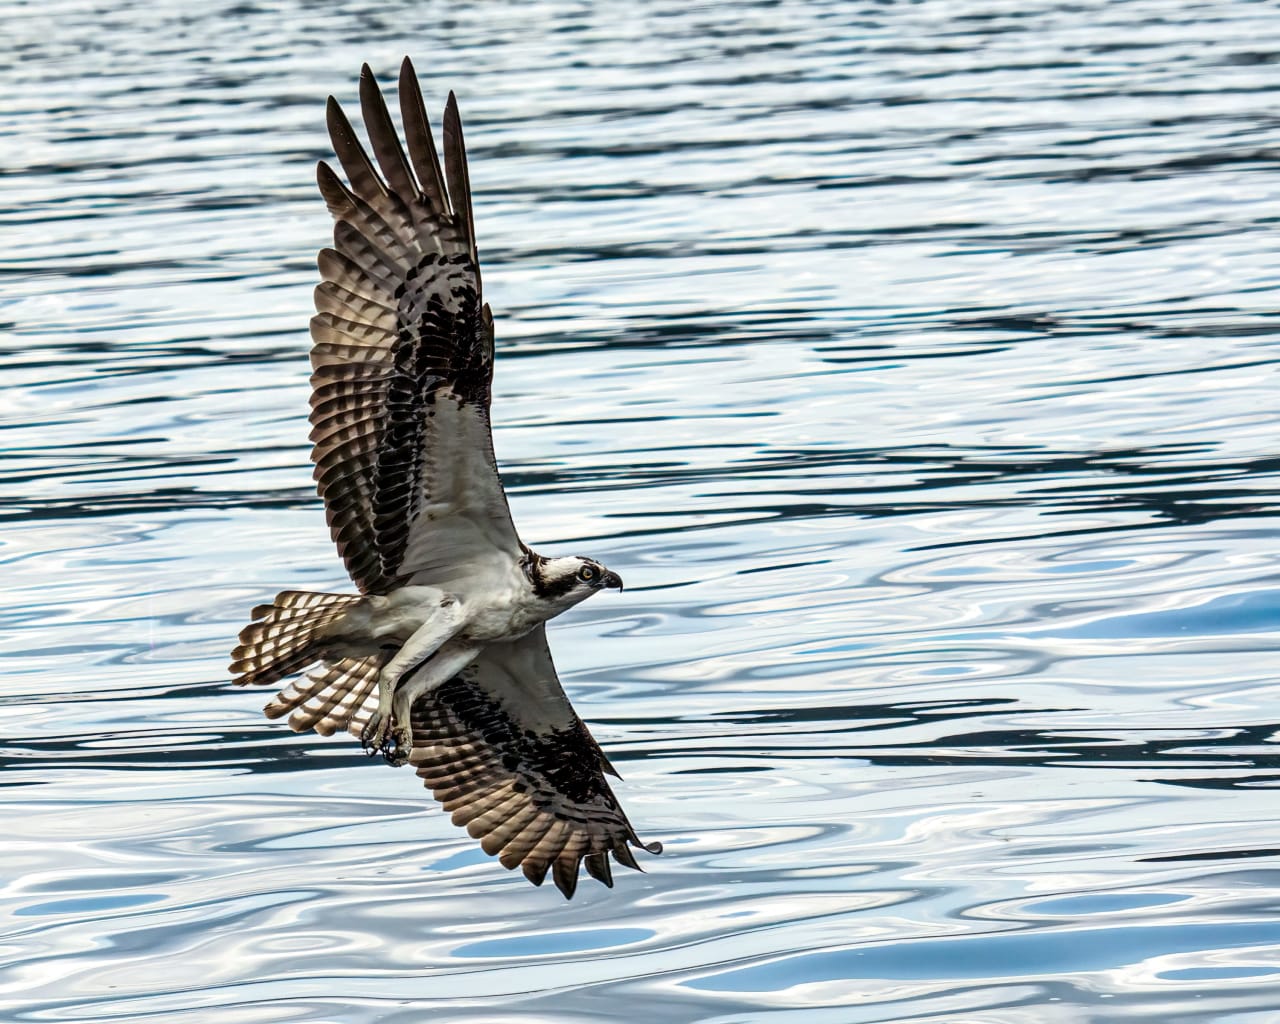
[4,0,1280,1021]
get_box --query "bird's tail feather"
[230,590,360,688]
[265,655,383,737]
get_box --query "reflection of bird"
[229,59,660,898]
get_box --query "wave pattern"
[3,0,1280,1021]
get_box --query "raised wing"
[309,59,520,595]
[408,625,661,898]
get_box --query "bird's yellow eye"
[578,565,597,582]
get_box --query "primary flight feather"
[230,58,660,899]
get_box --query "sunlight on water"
[3,0,1280,1021]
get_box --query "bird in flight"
[230,58,660,899]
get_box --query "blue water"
[4,0,1280,1021]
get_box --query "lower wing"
[408,624,661,898]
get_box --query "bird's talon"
[382,723,412,767]
[363,712,410,766]
[361,712,390,757]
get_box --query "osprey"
[230,58,660,898]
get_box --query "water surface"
[4,0,1280,1021]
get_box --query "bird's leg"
[361,661,401,761]
[364,642,480,766]
[362,595,464,766]
[386,640,481,757]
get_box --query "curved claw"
[361,711,411,766]
[361,710,390,757]
[382,723,412,767]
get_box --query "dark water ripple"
[4,0,1280,1021]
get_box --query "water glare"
[4,0,1280,1021]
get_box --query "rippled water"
[5,0,1280,1020]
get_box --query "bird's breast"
[457,584,547,643]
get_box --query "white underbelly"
[462,602,542,643]
[319,584,450,655]
[325,574,542,655]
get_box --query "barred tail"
[230,590,361,688]
[264,655,384,737]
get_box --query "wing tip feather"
[522,859,549,887]
[552,858,579,900]
[583,851,614,888]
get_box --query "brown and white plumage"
[229,59,660,899]
[412,626,658,896]
[309,60,516,595]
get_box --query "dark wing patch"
[407,627,661,898]
[309,59,519,595]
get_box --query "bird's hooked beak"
[601,571,624,591]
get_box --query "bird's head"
[527,554,623,611]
